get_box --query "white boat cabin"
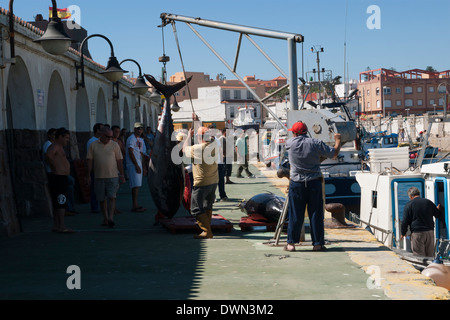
[355,149,449,256]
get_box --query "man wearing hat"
[126,122,147,212]
[284,121,341,252]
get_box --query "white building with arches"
[0,8,161,236]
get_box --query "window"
[247,91,253,100]
[405,99,413,107]
[396,87,402,94]
[234,90,241,99]
[385,100,392,108]
[223,90,230,100]
[439,98,445,106]
[418,99,423,106]
[377,100,381,109]
[230,106,235,118]
[405,87,413,94]
[438,86,447,94]
[430,99,435,106]
[367,102,371,110]
[383,87,391,95]
[396,100,402,107]
[376,87,380,96]
[367,89,370,96]
[417,87,423,93]
[429,86,435,93]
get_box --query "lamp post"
[119,59,149,96]
[9,0,72,60]
[112,59,150,100]
[75,34,127,89]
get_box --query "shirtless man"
[45,128,74,233]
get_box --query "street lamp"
[119,59,150,96]
[75,34,127,89]
[9,0,72,59]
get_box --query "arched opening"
[96,88,107,124]
[47,71,69,129]
[6,56,50,220]
[111,99,120,127]
[143,104,148,128]
[123,98,130,131]
[75,87,90,158]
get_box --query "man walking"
[400,187,445,257]
[87,127,125,227]
[45,128,74,234]
[235,131,255,178]
[284,122,341,252]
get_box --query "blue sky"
[7,0,450,82]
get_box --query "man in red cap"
[284,121,341,252]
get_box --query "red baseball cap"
[289,122,308,134]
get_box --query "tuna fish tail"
[144,74,192,99]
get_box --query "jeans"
[287,179,324,246]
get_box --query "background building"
[358,68,450,118]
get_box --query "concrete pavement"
[1,163,449,301]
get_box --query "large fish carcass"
[145,75,192,219]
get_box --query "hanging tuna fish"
[144,74,192,219]
[239,193,286,223]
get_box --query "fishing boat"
[232,105,260,132]
[363,131,399,149]
[264,107,364,213]
[354,147,450,270]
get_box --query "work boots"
[194,211,213,239]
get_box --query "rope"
[171,21,196,117]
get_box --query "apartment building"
[358,68,450,117]
[169,72,284,103]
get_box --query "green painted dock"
[1,163,449,301]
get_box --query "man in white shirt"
[126,122,146,212]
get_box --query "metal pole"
[288,38,299,110]
[161,13,304,43]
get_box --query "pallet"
[239,216,287,232]
[159,214,233,234]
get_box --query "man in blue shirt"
[284,122,341,252]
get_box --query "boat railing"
[349,212,394,246]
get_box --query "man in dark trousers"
[400,187,445,257]
[284,122,341,252]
